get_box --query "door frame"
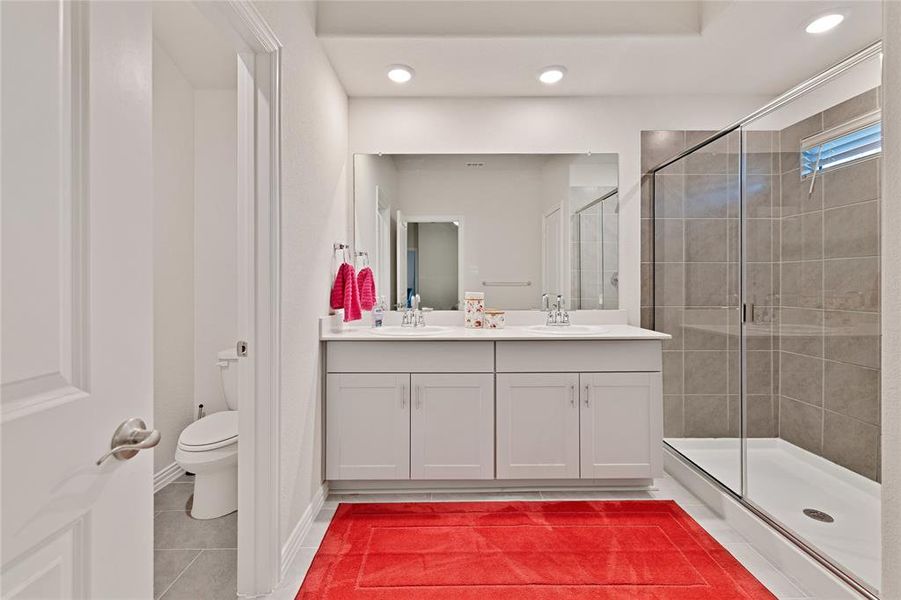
[194,2,282,596]
[541,204,563,300]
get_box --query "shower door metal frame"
[573,188,619,310]
[647,40,883,600]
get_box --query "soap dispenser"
[371,296,386,328]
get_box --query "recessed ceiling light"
[387,64,414,84]
[805,13,844,34]
[538,66,567,85]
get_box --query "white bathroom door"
[1,2,155,598]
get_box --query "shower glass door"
[655,47,882,596]
[654,129,743,494]
[740,51,882,594]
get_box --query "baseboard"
[154,462,186,493]
[280,482,329,580]
[327,478,655,493]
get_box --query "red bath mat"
[296,500,776,599]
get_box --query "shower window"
[801,114,881,177]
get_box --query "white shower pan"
[666,437,880,592]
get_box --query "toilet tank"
[217,348,239,410]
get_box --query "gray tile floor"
[155,473,812,600]
[153,475,238,599]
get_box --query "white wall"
[349,95,771,324]
[882,3,900,595]
[152,41,195,472]
[253,0,350,550]
[193,90,237,414]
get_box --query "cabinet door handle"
[570,384,575,407]
[400,385,407,409]
[584,384,590,408]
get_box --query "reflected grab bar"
[482,281,532,287]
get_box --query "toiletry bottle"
[372,296,385,328]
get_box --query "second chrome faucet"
[542,293,571,326]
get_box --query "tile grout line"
[157,549,203,600]
[156,546,238,551]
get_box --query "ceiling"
[153,2,237,90]
[317,0,882,98]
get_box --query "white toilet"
[175,348,239,519]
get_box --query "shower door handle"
[742,303,755,324]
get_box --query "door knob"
[96,418,160,466]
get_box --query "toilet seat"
[178,411,238,452]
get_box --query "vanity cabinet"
[326,373,410,480]
[324,338,664,484]
[411,374,494,479]
[496,374,580,479]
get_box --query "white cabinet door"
[496,373,580,479]
[580,372,663,479]
[326,374,410,480]
[411,374,494,479]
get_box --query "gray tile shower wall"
[641,87,882,482]
[641,130,753,441]
[775,88,881,482]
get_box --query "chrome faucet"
[402,294,426,327]
[545,294,570,326]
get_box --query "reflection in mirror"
[571,189,618,310]
[354,154,619,311]
[398,217,460,309]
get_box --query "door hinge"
[236,340,249,357]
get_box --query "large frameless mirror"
[353,153,619,311]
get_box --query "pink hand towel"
[357,266,376,311]
[330,263,362,322]
[330,262,349,310]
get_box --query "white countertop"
[321,323,670,342]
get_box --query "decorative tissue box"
[464,292,485,328]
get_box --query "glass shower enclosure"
[650,44,883,597]
[571,189,619,310]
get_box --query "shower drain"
[803,508,835,523]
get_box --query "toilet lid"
[179,411,238,451]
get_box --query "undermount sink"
[369,326,452,337]
[526,325,610,335]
